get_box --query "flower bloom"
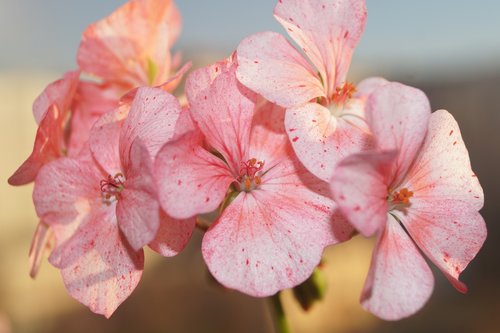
[330,82,487,320]
[32,87,194,317]
[237,0,386,181]
[154,57,352,296]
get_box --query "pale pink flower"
[330,82,487,320]
[32,87,195,317]
[237,0,386,181]
[78,0,187,94]
[154,58,352,296]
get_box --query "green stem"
[270,292,292,333]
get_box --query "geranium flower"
[237,0,386,181]
[330,82,487,320]
[154,57,352,296]
[78,0,187,94]
[32,87,195,316]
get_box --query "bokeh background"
[1,1,499,332]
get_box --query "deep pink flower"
[8,71,79,185]
[330,82,486,320]
[237,0,387,181]
[32,87,195,317]
[154,58,352,296]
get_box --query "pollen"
[100,172,125,205]
[389,187,414,205]
[331,82,356,105]
[237,158,265,192]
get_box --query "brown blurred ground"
[0,65,499,333]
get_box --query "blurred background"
[1,0,499,332]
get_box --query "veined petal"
[399,110,486,292]
[148,210,195,257]
[33,150,102,226]
[274,0,367,96]
[89,106,129,176]
[189,62,255,173]
[117,140,159,251]
[33,70,79,124]
[49,205,144,318]
[185,54,235,103]
[366,82,431,186]
[154,131,235,219]
[361,216,434,321]
[202,186,343,297]
[9,105,65,185]
[285,103,372,181]
[77,0,177,87]
[236,31,324,107]
[331,151,396,237]
[120,87,183,170]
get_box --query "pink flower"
[78,0,187,94]
[154,57,352,296]
[330,82,487,320]
[237,0,386,181]
[32,87,195,317]
[8,71,80,185]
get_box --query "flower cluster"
[10,0,486,321]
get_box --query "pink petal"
[77,0,177,88]
[236,31,324,108]
[355,77,389,99]
[274,0,367,97]
[157,61,192,93]
[202,183,348,297]
[120,87,183,170]
[330,151,396,237]
[361,216,434,321]
[398,110,486,291]
[154,131,235,219]
[185,54,235,103]
[89,106,129,176]
[49,205,144,318]
[116,140,159,251]
[148,210,195,257]
[68,81,120,156]
[9,105,65,185]
[32,70,79,124]
[285,102,372,181]
[366,82,431,186]
[189,62,255,173]
[33,153,102,226]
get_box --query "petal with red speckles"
[274,0,367,95]
[366,82,431,186]
[331,150,396,237]
[202,179,345,296]
[188,62,255,173]
[154,131,235,220]
[236,31,324,108]
[360,216,434,321]
[398,110,486,292]
[120,87,183,170]
[285,102,372,181]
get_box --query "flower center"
[328,82,356,117]
[388,187,413,210]
[100,172,125,205]
[237,158,265,192]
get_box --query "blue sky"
[1,0,499,79]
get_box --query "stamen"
[331,82,356,106]
[388,187,414,207]
[100,172,125,205]
[237,158,265,192]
